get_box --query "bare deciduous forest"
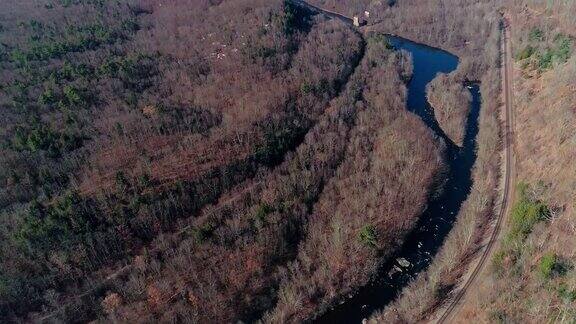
[0,0,573,323]
[426,73,471,146]
[0,0,367,320]
[365,0,575,322]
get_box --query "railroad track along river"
[436,15,516,324]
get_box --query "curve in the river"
[313,36,482,323]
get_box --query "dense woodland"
[0,0,366,320]
[263,36,444,323]
[366,0,575,322]
[1,0,571,323]
[0,0,443,322]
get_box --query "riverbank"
[307,34,483,323]
[370,61,502,324]
[261,33,446,324]
[368,16,503,324]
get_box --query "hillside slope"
[460,2,575,321]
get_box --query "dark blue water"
[392,36,459,147]
[313,36,482,323]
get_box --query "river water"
[314,36,482,323]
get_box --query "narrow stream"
[313,36,482,323]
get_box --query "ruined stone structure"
[353,15,367,27]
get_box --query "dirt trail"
[36,181,260,322]
[289,0,354,25]
[434,16,516,324]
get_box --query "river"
[313,36,482,323]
